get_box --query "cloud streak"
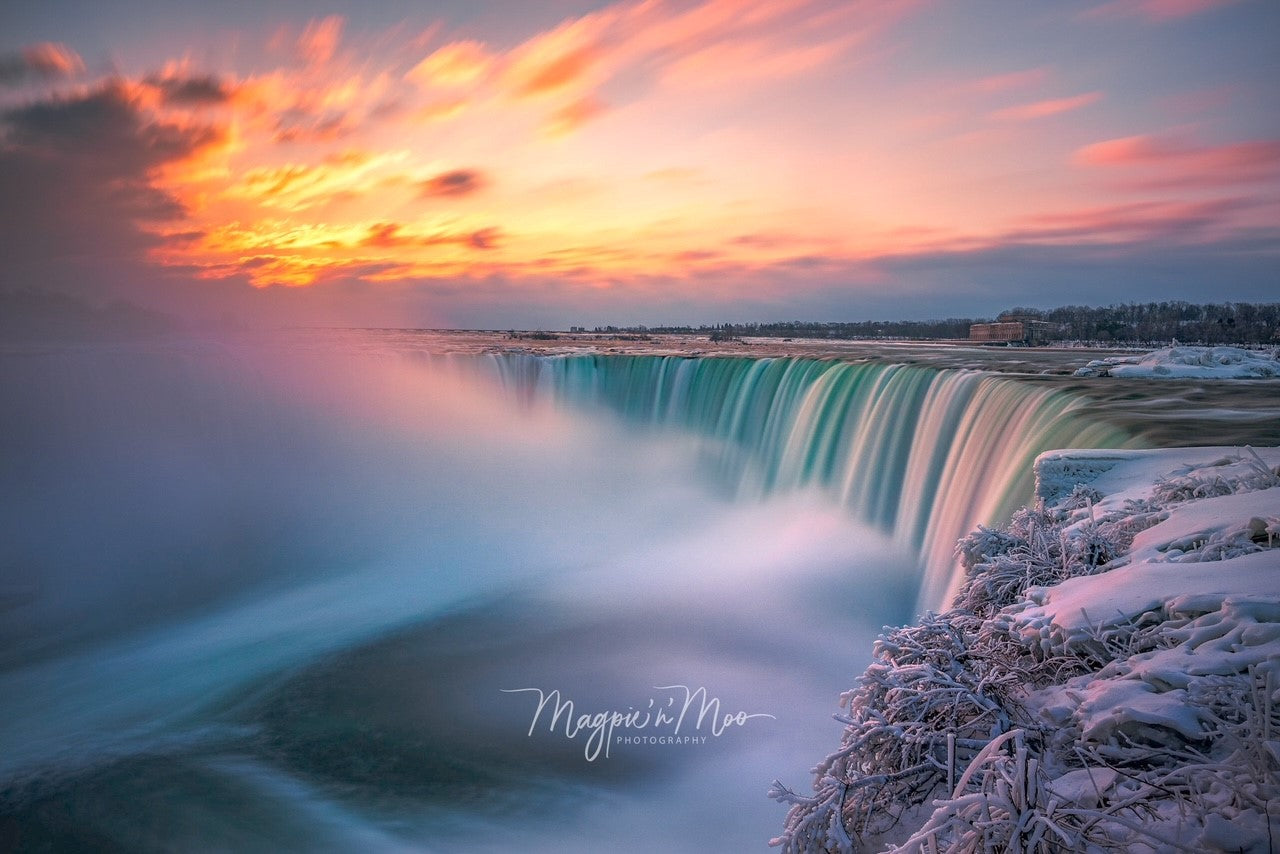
[297,16,344,66]
[1075,133,1280,188]
[992,92,1102,121]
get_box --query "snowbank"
[1074,345,1280,378]
[773,446,1280,853]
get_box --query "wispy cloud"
[543,97,606,137]
[297,16,344,66]
[992,92,1102,121]
[1075,133,1280,188]
[406,41,493,88]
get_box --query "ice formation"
[1074,346,1280,379]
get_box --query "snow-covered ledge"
[774,446,1280,853]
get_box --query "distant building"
[969,316,1052,345]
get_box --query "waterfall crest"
[485,354,1136,609]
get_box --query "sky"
[1,0,1277,329]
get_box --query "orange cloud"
[298,16,344,66]
[231,67,398,143]
[407,41,493,88]
[509,45,600,97]
[227,150,408,211]
[415,97,468,123]
[543,97,606,137]
[992,92,1102,121]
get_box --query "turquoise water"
[485,353,1135,608]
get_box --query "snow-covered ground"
[1074,346,1280,378]
[774,446,1280,853]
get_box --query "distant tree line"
[1024,302,1280,344]
[601,302,1280,345]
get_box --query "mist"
[0,334,917,851]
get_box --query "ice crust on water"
[774,446,1280,853]
[1073,345,1280,378]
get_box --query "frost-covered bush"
[1151,449,1280,506]
[770,611,1021,852]
[950,505,1124,619]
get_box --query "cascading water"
[483,354,1137,609]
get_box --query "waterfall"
[483,354,1137,610]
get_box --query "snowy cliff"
[773,446,1280,853]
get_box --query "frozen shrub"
[1061,484,1104,512]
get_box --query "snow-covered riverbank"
[774,446,1280,853]
[1074,346,1280,379]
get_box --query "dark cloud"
[3,81,221,172]
[420,169,486,198]
[0,83,224,302]
[146,73,237,105]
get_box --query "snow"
[1073,345,1280,378]
[775,445,1280,853]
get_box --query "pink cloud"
[1074,133,1280,187]
[1075,134,1185,164]
[992,92,1102,121]
[297,16,344,66]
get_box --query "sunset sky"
[1,0,1277,329]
